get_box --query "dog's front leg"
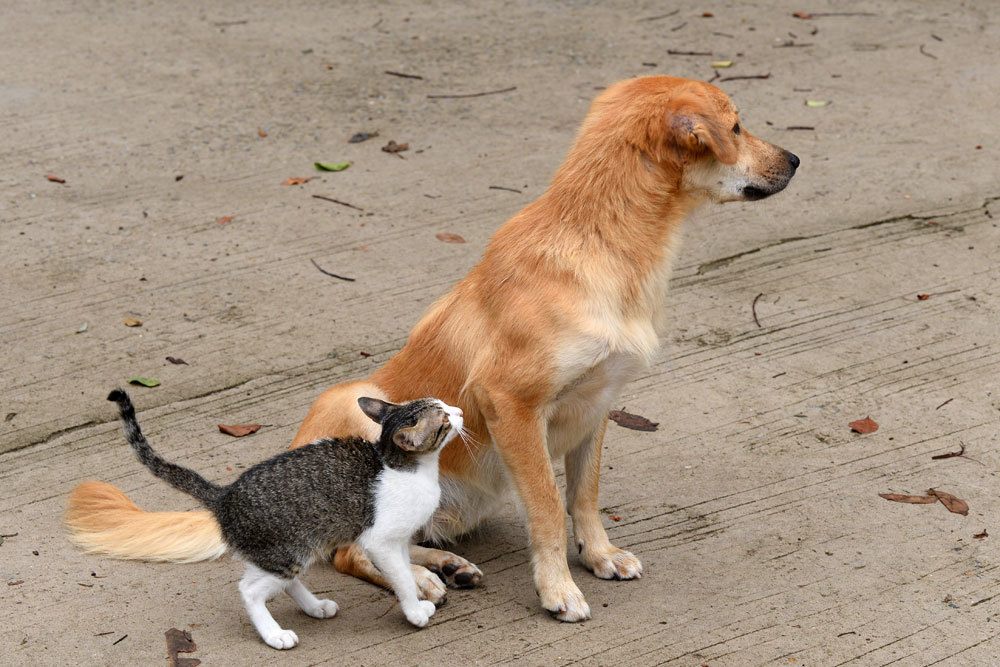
[566,417,643,580]
[487,397,591,622]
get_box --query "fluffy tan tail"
[65,481,226,563]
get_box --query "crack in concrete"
[695,195,1000,275]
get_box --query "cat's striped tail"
[65,481,226,562]
[106,389,223,507]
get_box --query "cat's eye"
[732,123,741,135]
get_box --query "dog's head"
[587,76,799,204]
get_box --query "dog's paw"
[302,598,339,619]
[402,599,437,628]
[538,578,591,622]
[423,550,484,589]
[263,629,299,650]
[412,564,448,606]
[581,545,643,581]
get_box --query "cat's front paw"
[302,598,339,619]
[263,629,299,650]
[402,599,437,628]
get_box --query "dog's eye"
[732,123,741,135]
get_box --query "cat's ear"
[357,397,391,424]
[392,429,419,451]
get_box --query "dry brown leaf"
[382,140,410,154]
[609,409,659,432]
[46,174,67,183]
[610,515,622,522]
[436,232,466,244]
[257,128,268,138]
[974,529,988,539]
[849,416,878,434]
[917,293,931,301]
[218,424,262,438]
[701,11,714,17]
[216,215,234,225]
[165,627,201,667]
[165,356,188,365]
[123,317,143,327]
[927,488,969,516]
[792,11,813,19]
[282,177,314,186]
[879,493,938,505]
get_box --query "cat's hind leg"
[359,538,436,628]
[286,578,338,619]
[239,564,299,650]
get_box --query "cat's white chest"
[371,458,442,538]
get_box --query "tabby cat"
[106,389,462,649]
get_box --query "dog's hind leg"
[332,542,448,605]
[409,544,483,588]
[566,417,643,581]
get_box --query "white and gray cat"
[106,388,463,649]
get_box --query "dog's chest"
[545,347,644,457]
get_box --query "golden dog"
[67,75,798,621]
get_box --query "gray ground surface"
[3,1,1000,664]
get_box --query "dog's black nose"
[786,151,800,170]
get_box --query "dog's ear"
[664,95,739,165]
[358,396,391,424]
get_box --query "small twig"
[489,185,522,193]
[707,71,721,83]
[427,86,516,99]
[670,22,687,32]
[919,44,938,59]
[0,532,18,538]
[931,33,943,42]
[720,73,771,82]
[667,49,711,56]
[931,443,965,459]
[384,70,424,80]
[774,42,814,48]
[112,635,128,646]
[311,194,364,211]
[93,631,114,636]
[638,10,679,22]
[751,292,764,328]
[935,397,954,410]
[212,19,248,27]
[785,125,815,131]
[310,259,356,282]
[712,31,735,38]
[808,12,877,18]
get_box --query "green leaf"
[805,99,829,108]
[128,376,161,388]
[710,60,734,68]
[314,161,351,172]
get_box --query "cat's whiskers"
[456,426,484,467]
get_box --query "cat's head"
[357,396,463,454]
